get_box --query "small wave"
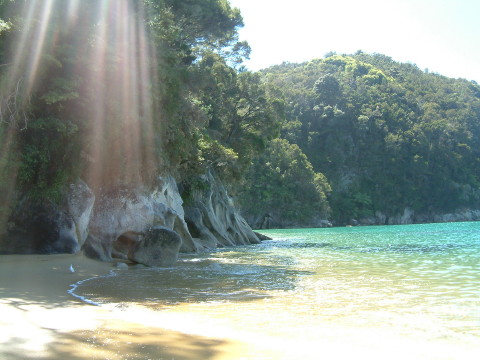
[67,269,119,306]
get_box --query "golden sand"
[0,254,280,360]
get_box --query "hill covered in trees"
[239,52,480,226]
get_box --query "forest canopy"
[252,52,480,224]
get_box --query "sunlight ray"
[6,1,38,89]
[81,0,158,189]
[84,1,109,189]
[1,0,160,193]
[25,0,55,95]
[66,0,80,23]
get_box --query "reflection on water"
[78,257,312,307]
[74,222,480,359]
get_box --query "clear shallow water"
[74,222,480,359]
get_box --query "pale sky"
[229,0,480,83]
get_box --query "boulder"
[129,226,182,267]
[82,233,115,262]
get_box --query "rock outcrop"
[3,204,80,254]
[67,179,95,248]
[388,207,415,225]
[0,180,94,255]
[430,209,480,223]
[1,173,261,266]
[253,206,480,228]
[357,207,480,226]
[184,171,260,248]
[83,176,200,262]
[246,213,332,229]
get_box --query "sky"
[228,0,480,83]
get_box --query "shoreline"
[3,224,477,360]
[0,254,277,360]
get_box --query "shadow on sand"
[1,323,234,360]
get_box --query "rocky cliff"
[356,207,480,226]
[184,171,260,248]
[0,173,261,266]
[246,206,480,229]
[246,213,333,230]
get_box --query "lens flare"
[0,0,159,187]
[82,0,159,189]
[0,0,161,231]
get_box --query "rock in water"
[253,231,272,240]
[129,226,182,267]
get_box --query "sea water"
[73,222,480,359]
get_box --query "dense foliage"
[1,0,479,230]
[240,138,330,223]
[256,53,480,224]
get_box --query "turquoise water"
[74,222,480,359]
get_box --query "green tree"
[190,52,283,182]
[240,139,331,224]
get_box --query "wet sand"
[0,254,279,360]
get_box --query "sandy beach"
[0,254,279,360]
[2,244,477,360]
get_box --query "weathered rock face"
[84,172,261,263]
[245,213,332,229]
[388,207,415,225]
[155,177,200,253]
[357,207,480,226]
[0,203,79,254]
[84,176,200,262]
[430,209,480,223]
[0,180,94,255]
[184,171,260,248]
[67,179,95,248]
[1,172,261,264]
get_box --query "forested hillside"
[240,53,480,225]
